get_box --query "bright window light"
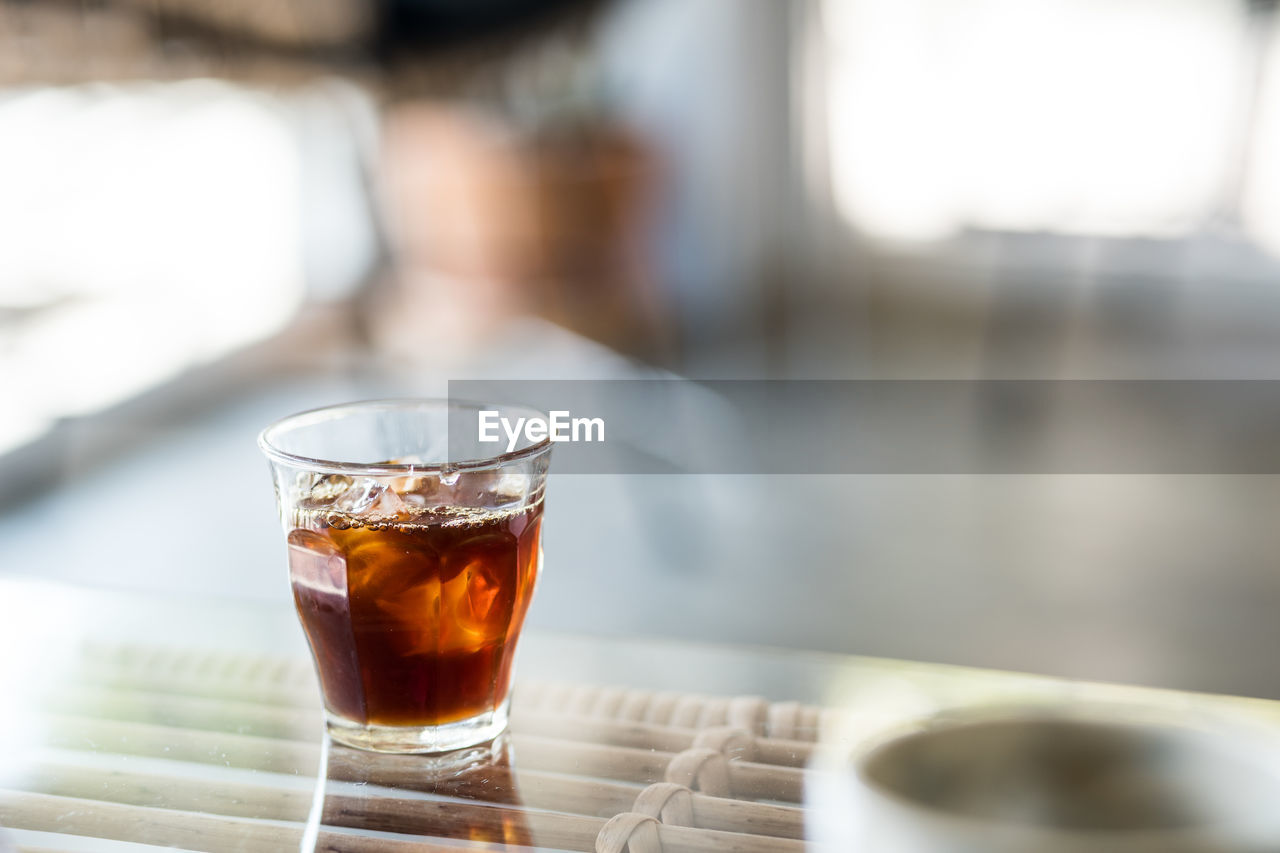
[822,0,1245,242]
[0,81,305,453]
[1243,22,1280,259]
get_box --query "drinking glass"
[259,399,550,753]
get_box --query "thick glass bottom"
[326,698,510,754]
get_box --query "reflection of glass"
[260,400,551,753]
[319,735,535,847]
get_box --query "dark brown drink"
[287,502,542,727]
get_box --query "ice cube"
[438,533,509,582]
[298,473,353,509]
[352,536,442,658]
[333,478,385,514]
[387,454,427,465]
[370,486,409,518]
[373,576,442,657]
[346,535,440,602]
[332,478,412,519]
[441,560,514,649]
[293,471,319,494]
[286,529,347,593]
[389,473,439,508]
[464,564,503,624]
[440,533,517,646]
[492,470,529,501]
[389,473,427,493]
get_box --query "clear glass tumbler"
[259,399,550,753]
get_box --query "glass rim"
[257,397,552,476]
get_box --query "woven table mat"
[1,643,831,852]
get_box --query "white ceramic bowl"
[807,705,1280,853]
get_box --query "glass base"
[325,698,510,754]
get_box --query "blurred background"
[4,0,1280,698]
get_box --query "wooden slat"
[1,788,805,853]
[45,685,321,742]
[32,725,806,839]
[66,651,316,709]
[0,791,451,853]
[47,683,814,768]
[25,753,805,842]
[70,644,828,741]
[513,734,806,803]
[44,713,807,804]
[512,710,814,767]
[329,750,806,839]
[44,713,318,775]
[18,762,311,823]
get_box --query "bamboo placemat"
[1,642,831,852]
